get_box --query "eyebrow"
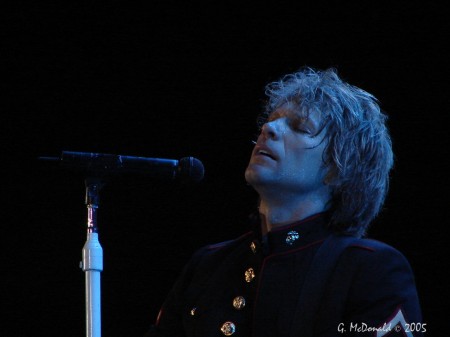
[269,108,308,121]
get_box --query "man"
[144,67,424,336]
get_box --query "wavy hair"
[258,67,394,237]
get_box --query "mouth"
[255,147,277,160]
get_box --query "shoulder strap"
[289,234,358,337]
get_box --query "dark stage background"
[4,2,449,336]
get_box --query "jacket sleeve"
[342,241,424,337]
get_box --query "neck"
[258,192,330,235]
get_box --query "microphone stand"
[36,152,203,336]
[81,177,104,337]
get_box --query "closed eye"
[288,118,311,134]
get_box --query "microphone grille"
[178,157,205,183]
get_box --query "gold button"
[244,267,255,283]
[250,241,257,253]
[190,307,196,316]
[232,296,246,310]
[220,321,236,336]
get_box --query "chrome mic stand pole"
[81,178,104,337]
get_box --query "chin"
[244,167,253,184]
[244,166,258,186]
[245,166,268,188]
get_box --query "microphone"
[38,151,205,183]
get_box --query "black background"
[4,2,449,336]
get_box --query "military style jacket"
[144,213,423,337]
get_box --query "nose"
[261,118,283,140]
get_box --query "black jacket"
[145,213,423,336]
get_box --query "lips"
[255,145,277,160]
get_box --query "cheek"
[288,145,327,177]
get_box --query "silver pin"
[286,230,300,245]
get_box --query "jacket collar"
[259,212,331,255]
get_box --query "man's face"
[245,103,329,198]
